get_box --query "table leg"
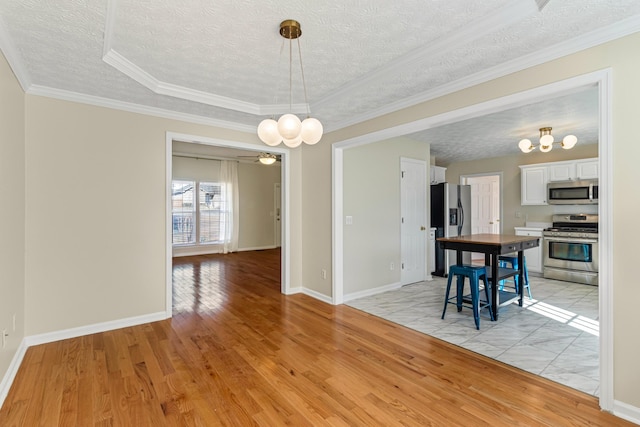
[456,250,463,265]
[491,253,499,321]
[518,250,524,306]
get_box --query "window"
[172,180,195,244]
[172,180,226,245]
[199,182,225,244]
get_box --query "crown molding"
[101,0,307,116]
[325,15,640,133]
[26,85,257,133]
[0,14,32,91]
[101,48,309,116]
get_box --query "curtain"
[219,160,239,253]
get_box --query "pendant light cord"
[288,37,293,112]
[297,38,311,117]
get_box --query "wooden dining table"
[437,233,540,320]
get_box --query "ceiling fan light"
[258,119,282,146]
[562,134,578,149]
[277,114,302,140]
[301,117,323,145]
[518,139,534,153]
[282,134,303,148]
[259,156,277,165]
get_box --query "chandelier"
[257,20,323,148]
[518,127,578,153]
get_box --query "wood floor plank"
[0,249,634,426]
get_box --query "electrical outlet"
[390,262,395,271]
[321,269,327,279]
[515,211,522,218]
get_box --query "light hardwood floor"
[0,249,633,426]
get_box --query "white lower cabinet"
[514,227,543,274]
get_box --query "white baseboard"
[301,287,333,304]
[24,311,168,347]
[0,339,28,409]
[238,245,278,252]
[613,399,640,425]
[172,245,278,257]
[343,281,403,303]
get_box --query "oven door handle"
[544,236,598,244]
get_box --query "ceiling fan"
[237,152,281,165]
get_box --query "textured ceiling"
[1,0,639,163]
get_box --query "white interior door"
[274,183,281,247]
[401,158,427,285]
[464,174,501,261]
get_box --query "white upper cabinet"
[548,163,577,182]
[575,159,599,179]
[520,166,548,205]
[430,165,446,184]
[548,158,598,182]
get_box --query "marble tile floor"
[346,275,600,396]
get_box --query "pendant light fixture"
[518,127,578,153]
[257,20,323,148]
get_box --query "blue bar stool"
[498,255,532,299]
[441,265,494,329]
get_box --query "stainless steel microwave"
[548,179,598,205]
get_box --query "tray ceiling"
[1,0,639,162]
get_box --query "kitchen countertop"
[515,221,552,231]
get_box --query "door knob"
[420,226,426,231]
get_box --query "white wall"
[343,137,429,295]
[0,52,25,385]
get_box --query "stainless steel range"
[543,214,598,285]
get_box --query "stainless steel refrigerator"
[430,183,472,276]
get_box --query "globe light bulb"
[257,119,282,146]
[518,139,534,153]
[301,117,323,145]
[277,114,302,140]
[562,134,578,149]
[282,134,303,148]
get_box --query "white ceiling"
[1,1,639,163]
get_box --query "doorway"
[165,132,291,315]
[274,183,281,248]
[462,173,502,262]
[332,70,612,409]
